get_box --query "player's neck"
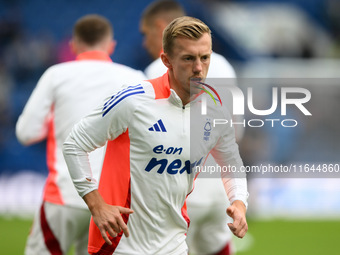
[168,72,190,106]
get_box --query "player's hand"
[92,204,134,245]
[83,190,134,245]
[226,200,248,238]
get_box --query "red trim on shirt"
[148,72,171,99]
[88,131,131,254]
[181,199,190,228]
[76,51,112,62]
[40,202,63,255]
[44,107,64,205]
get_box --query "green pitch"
[0,217,32,255]
[0,216,75,255]
[0,217,339,255]
[235,219,340,255]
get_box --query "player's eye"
[201,55,209,61]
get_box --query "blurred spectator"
[3,32,56,83]
[0,61,14,151]
[0,9,22,52]
[326,0,340,57]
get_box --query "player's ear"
[69,39,77,55]
[161,52,172,69]
[108,40,116,55]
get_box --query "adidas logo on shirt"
[149,119,167,132]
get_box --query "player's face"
[140,20,163,60]
[166,33,211,100]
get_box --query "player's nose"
[193,58,203,73]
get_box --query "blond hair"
[163,16,211,55]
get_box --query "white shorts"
[25,201,91,255]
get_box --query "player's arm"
[63,116,134,244]
[210,119,248,238]
[63,86,140,243]
[63,86,136,195]
[16,68,55,145]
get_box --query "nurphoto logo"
[194,79,312,128]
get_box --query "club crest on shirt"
[203,119,212,141]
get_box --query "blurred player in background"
[16,14,146,255]
[141,1,244,254]
[63,16,248,255]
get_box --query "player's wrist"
[231,200,247,214]
[83,189,106,212]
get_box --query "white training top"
[144,52,244,252]
[16,51,146,209]
[144,51,244,198]
[63,72,247,255]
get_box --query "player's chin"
[190,86,201,96]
